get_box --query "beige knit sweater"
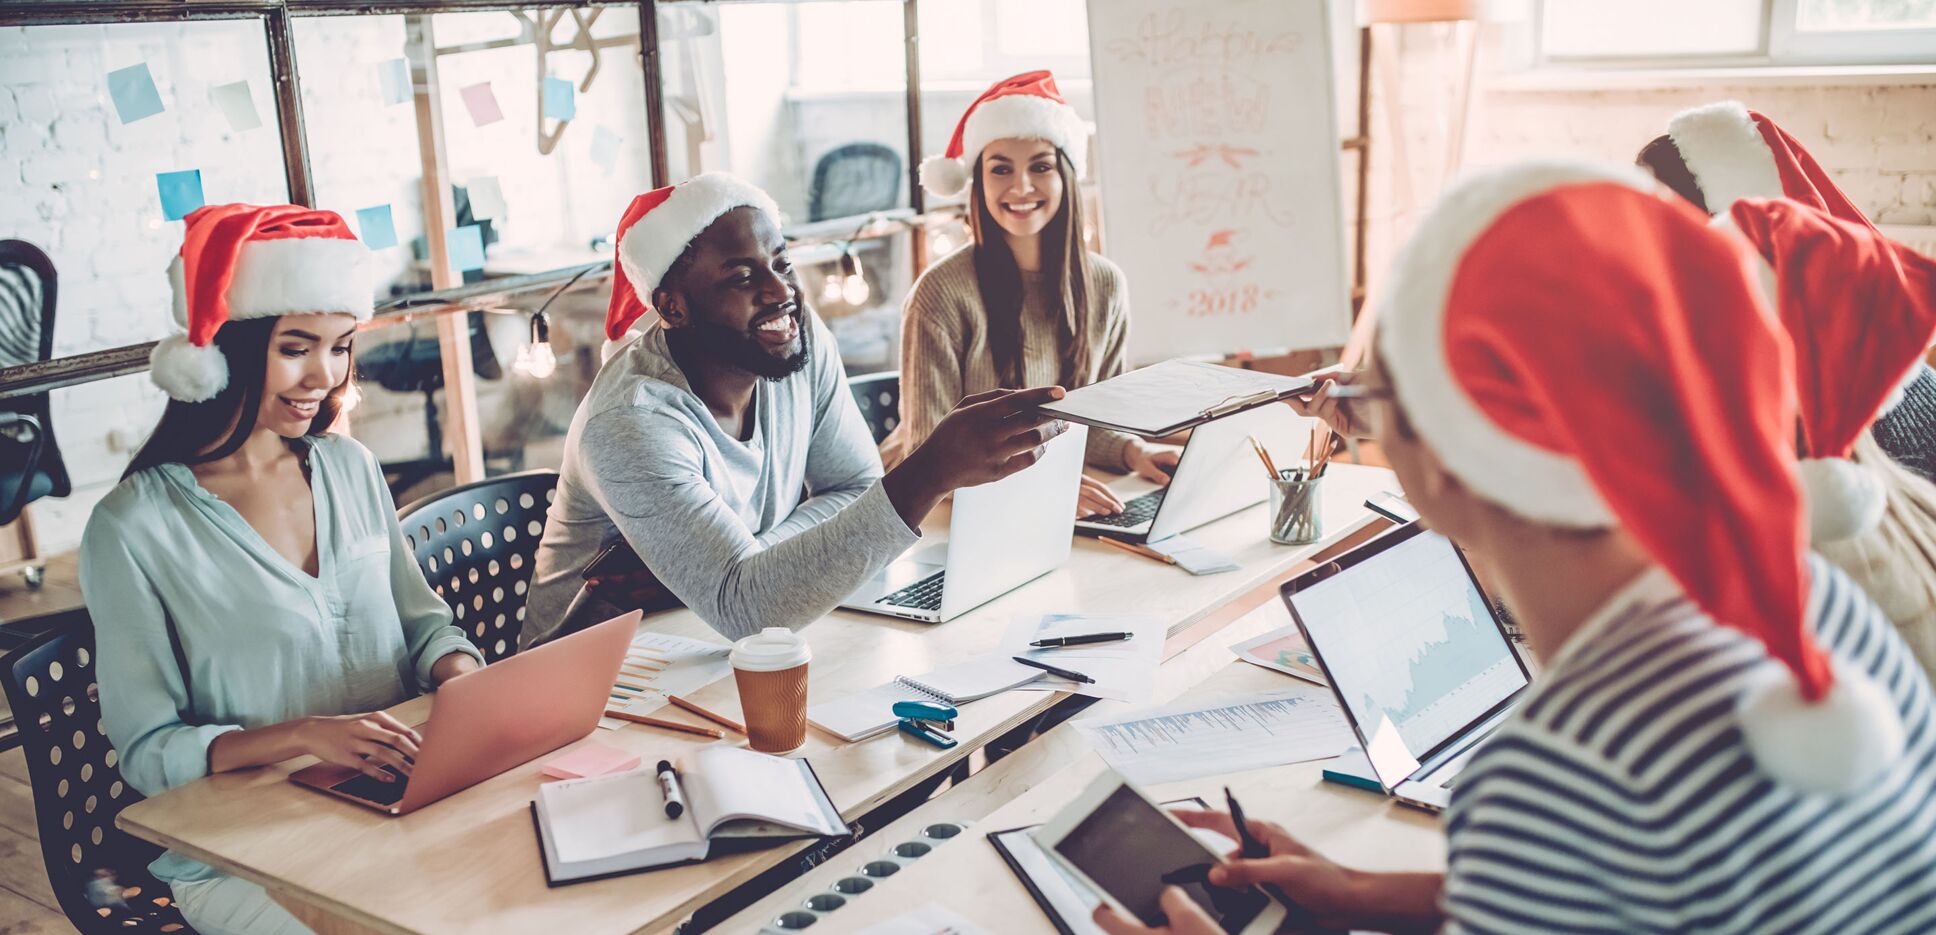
[882,245,1136,472]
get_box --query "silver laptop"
[1279,522,1529,812]
[840,425,1087,623]
[1076,404,1310,543]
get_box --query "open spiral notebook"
[807,656,1047,742]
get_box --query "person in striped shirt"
[1095,162,1936,935]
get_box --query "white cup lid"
[731,627,811,671]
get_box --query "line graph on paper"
[1077,688,1356,785]
[1284,531,1525,756]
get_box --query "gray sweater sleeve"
[577,381,918,641]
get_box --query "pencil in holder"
[1269,473,1324,545]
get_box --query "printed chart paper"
[598,632,734,730]
[1077,687,1353,785]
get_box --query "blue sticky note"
[448,224,485,273]
[107,62,165,124]
[356,205,398,250]
[543,77,576,121]
[378,58,411,106]
[155,169,205,221]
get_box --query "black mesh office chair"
[0,610,195,934]
[809,143,903,222]
[397,470,559,662]
[1874,363,1936,484]
[0,242,73,582]
[847,371,901,445]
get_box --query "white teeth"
[757,317,793,333]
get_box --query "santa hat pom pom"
[919,155,970,199]
[149,335,229,403]
[1798,457,1887,543]
[1738,662,1904,796]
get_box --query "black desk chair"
[397,470,559,662]
[1875,363,1936,484]
[809,143,902,222]
[0,241,73,590]
[0,610,195,934]
[847,371,901,445]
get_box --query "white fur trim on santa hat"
[1377,161,1661,528]
[224,237,372,321]
[1798,456,1887,543]
[1738,656,1905,796]
[1668,101,1784,217]
[149,334,230,402]
[617,173,781,306]
[922,94,1089,199]
[918,154,972,200]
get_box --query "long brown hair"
[124,316,354,479]
[968,149,1093,388]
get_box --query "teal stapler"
[894,700,959,749]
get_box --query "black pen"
[657,759,686,819]
[1029,631,1133,648]
[1224,786,1269,859]
[1012,655,1095,684]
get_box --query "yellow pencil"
[603,709,724,739]
[1247,435,1280,480]
[666,694,747,735]
[1096,535,1176,565]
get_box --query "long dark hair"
[968,149,1093,388]
[123,316,353,479]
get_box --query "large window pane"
[1797,0,1936,30]
[1540,0,1762,57]
[0,20,290,357]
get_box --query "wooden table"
[117,466,1399,935]
[729,656,1446,935]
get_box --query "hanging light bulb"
[839,246,869,306]
[514,309,556,379]
[820,271,843,305]
[930,230,954,255]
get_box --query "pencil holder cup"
[1269,474,1324,545]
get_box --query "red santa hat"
[153,203,372,402]
[1724,197,1936,543]
[1666,101,1874,228]
[918,70,1088,200]
[1377,161,1903,795]
[604,172,781,356]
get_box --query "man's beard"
[683,309,810,381]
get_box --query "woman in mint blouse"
[79,205,483,935]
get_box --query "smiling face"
[980,137,1066,241]
[653,206,807,380]
[258,312,355,437]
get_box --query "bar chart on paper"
[1077,688,1355,785]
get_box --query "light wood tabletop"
[737,658,1446,935]
[116,465,1399,935]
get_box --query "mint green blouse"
[79,433,482,884]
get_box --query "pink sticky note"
[541,742,641,780]
[460,82,503,127]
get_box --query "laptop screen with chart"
[1281,525,1527,764]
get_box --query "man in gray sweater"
[526,173,1067,645]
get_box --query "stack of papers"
[1039,360,1314,437]
[1075,687,1355,785]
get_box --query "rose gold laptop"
[290,611,639,816]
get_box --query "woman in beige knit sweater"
[884,71,1178,516]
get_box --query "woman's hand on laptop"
[1078,475,1126,518]
[1125,442,1180,484]
[295,712,423,782]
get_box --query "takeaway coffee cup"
[731,627,811,753]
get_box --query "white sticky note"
[467,176,506,222]
[590,126,621,173]
[209,80,261,132]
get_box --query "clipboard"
[1037,360,1315,438]
[985,796,1209,935]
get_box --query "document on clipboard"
[1037,360,1315,438]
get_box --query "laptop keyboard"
[881,571,946,611]
[1085,488,1166,528]
[330,767,409,806]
